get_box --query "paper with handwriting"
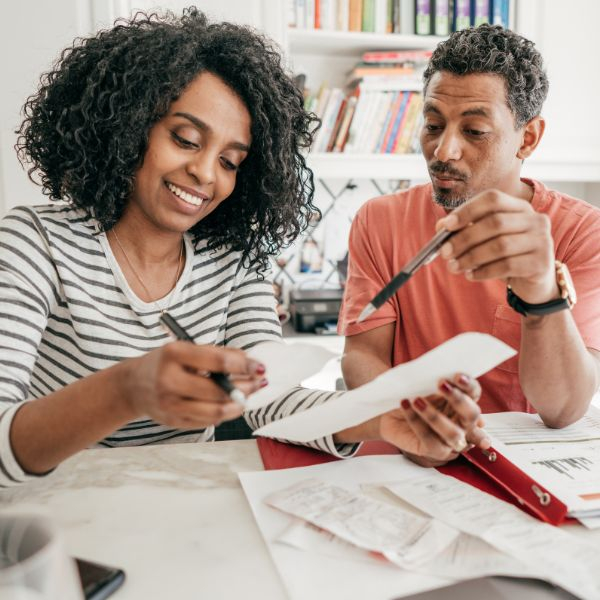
[254,333,515,442]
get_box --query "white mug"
[0,513,83,600]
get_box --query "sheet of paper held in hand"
[385,468,600,600]
[245,342,337,409]
[483,408,600,521]
[254,332,516,442]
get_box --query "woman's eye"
[171,131,199,148]
[425,124,441,132]
[220,157,238,171]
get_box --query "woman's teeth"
[166,182,205,206]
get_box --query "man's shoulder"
[534,180,600,223]
[358,183,433,223]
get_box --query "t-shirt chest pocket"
[491,304,521,373]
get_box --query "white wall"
[1,0,598,213]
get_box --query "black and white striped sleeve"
[0,208,58,488]
[229,267,360,458]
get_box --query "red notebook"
[256,437,570,526]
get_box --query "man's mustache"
[429,161,467,181]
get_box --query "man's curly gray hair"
[423,24,549,128]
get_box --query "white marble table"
[0,440,593,600]
[0,441,286,600]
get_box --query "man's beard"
[432,188,470,209]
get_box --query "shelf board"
[287,28,442,55]
[307,153,600,182]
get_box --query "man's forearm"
[520,311,599,427]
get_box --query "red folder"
[256,437,570,526]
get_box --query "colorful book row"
[308,86,424,154]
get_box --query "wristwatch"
[506,260,577,317]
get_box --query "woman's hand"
[121,342,266,429]
[379,374,490,467]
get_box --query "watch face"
[557,262,577,306]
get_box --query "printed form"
[484,409,600,520]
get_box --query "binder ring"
[532,485,551,506]
[481,449,497,462]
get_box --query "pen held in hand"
[357,228,455,323]
[159,312,247,407]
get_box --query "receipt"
[266,478,458,569]
[386,471,600,599]
[255,333,515,442]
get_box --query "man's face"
[420,72,526,209]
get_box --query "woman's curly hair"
[423,24,549,128]
[16,7,319,272]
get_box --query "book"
[361,49,432,64]
[380,90,405,152]
[385,91,411,153]
[434,0,453,36]
[333,94,358,151]
[374,0,388,33]
[399,0,415,34]
[472,0,491,26]
[394,91,422,153]
[348,0,363,30]
[491,0,509,28]
[362,0,375,31]
[453,0,471,30]
[415,0,433,35]
[336,0,350,30]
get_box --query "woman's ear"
[517,115,545,160]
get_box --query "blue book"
[491,0,509,28]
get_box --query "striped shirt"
[0,205,354,488]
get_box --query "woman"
[0,9,484,488]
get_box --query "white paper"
[246,341,336,408]
[386,470,600,600]
[484,409,600,516]
[255,333,516,442]
[239,456,459,600]
[266,478,458,569]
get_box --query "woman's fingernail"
[259,378,268,388]
[439,381,452,394]
[254,363,266,375]
[413,397,426,412]
[459,374,470,386]
[401,399,410,410]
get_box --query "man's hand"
[437,189,557,305]
[379,374,490,467]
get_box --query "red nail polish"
[440,381,452,393]
[414,397,426,411]
[255,364,266,376]
[260,378,268,388]
[401,399,410,410]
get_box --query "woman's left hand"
[379,373,490,467]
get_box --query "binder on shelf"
[434,0,453,36]
[414,0,433,35]
[256,437,570,526]
[471,0,491,26]
[453,0,471,30]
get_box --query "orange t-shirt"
[338,179,600,413]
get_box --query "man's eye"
[171,131,198,148]
[466,129,486,136]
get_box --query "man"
[333,24,600,466]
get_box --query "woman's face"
[129,71,252,234]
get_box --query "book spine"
[305,0,316,28]
[375,0,388,33]
[337,0,350,30]
[400,0,416,34]
[315,0,322,28]
[326,97,348,151]
[491,0,509,28]
[394,92,421,153]
[345,89,371,152]
[435,0,452,36]
[453,0,471,30]
[333,95,358,152]
[376,91,400,153]
[362,0,375,31]
[472,0,490,26]
[415,0,433,35]
[386,92,410,152]
[349,0,363,30]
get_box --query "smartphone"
[75,557,125,600]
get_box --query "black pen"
[357,228,455,323]
[159,312,247,406]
